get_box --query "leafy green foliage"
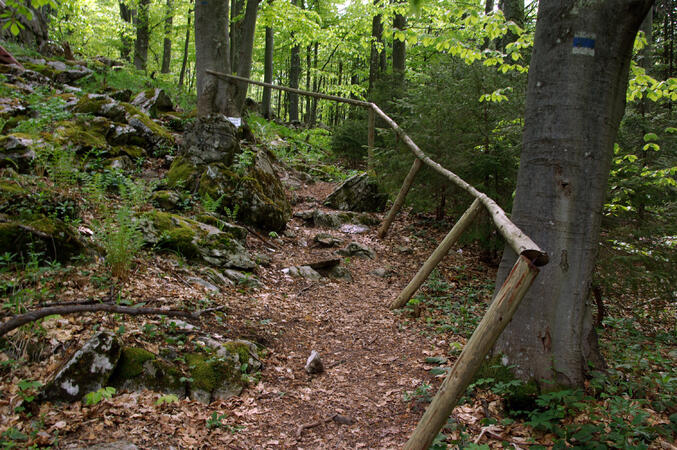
[83,386,116,405]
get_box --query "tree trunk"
[231,0,260,112]
[392,9,406,90]
[288,0,302,122]
[493,0,653,388]
[178,6,192,88]
[161,0,174,74]
[305,44,312,123]
[310,43,319,125]
[195,0,233,116]
[499,0,524,48]
[119,2,135,61]
[369,0,384,95]
[230,0,245,73]
[133,0,150,71]
[262,24,274,118]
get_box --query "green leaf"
[10,22,19,36]
[425,356,448,364]
[643,132,659,142]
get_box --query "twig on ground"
[295,283,317,298]
[244,225,280,250]
[296,413,355,438]
[0,303,218,337]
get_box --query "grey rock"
[338,242,376,259]
[324,172,388,212]
[108,123,142,146]
[396,246,414,254]
[109,347,186,397]
[0,134,38,172]
[283,265,322,280]
[313,233,344,247]
[150,190,181,211]
[222,268,260,287]
[131,88,173,117]
[187,276,220,292]
[106,155,133,171]
[325,265,352,281]
[0,97,28,117]
[340,224,370,234]
[74,441,139,450]
[294,209,376,230]
[304,350,324,374]
[307,258,341,270]
[41,331,121,403]
[180,115,240,166]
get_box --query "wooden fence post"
[368,108,375,174]
[390,199,483,309]
[377,158,422,238]
[403,255,539,450]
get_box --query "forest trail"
[204,180,449,448]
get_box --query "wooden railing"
[206,71,549,449]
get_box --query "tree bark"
[119,1,135,61]
[231,0,260,111]
[161,0,174,74]
[392,8,406,90]
[262,24,274,118]
[178,6,192,88]
[133,0,150,71]
[368,0,384,95]
[499,0,524,48]
[230,0,245,73]
[493,0,653,387]
[288,0,302,122]
[195,0,233,116]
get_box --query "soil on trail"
[1,178,492,449]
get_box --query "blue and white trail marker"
[572,33,595,56]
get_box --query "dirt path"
[216,181,447,448]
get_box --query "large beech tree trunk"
[195,0,233,116]
[494,0,653,387]
[231,0,260,110]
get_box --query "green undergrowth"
[248,113,357,181]
[408,271,676,448]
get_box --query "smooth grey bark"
[494,0,654,387]
[262,25,274,118]
[499,0,524,48]
[178,6,192,88]
[288,0,301,122]
[161,0,174,74]
[195,0,233,116]
[133,0,150,71]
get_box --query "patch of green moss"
[114,145,146,159]
[0,215,85,262]
[54,121,108,152]
[223,342,252,366]
[145,210,200,258]
[114,347,155,379]
[0,179,27,197]
[166,155,200,189]
[120,102,175,144]
[472,355,540,416]
[186,353,236,393]
[23,62,57,79]
[72,95,109,115]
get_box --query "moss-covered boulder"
[72,93,127,123]
[0,214,88,263]
[150,190,182,211]
[179,115,240,167]
[54,118,110,154]
[109,347,186,396]
[40,331,121,403]
[293,208,378,229]
[138,210,255,269]
[185,345,253,404]
[120,103,175,147]
[0,178,79,222]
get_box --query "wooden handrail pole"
[403,255,539,450]
[390,199,483,309]
[377,158,422,238]
[367,108,375,174]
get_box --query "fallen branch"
[296,413,354,438]
[243,225,280,250]
[0,303,211,337]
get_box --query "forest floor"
[0,175,531,448]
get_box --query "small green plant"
[268,231,279,239]
[14,379,42,413]
[155,394,179,406]
[403,382,433,404]
[83,387,116,405]
[201,192,224,213]
[206,411,228,429]
[223,204,239,222]
[233,149,255,174]
[98,205,144,279]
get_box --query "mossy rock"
[141,210,200,258]
[53,120,109,154]
[72,94,127,123]
[186,352,243,403]
[150,190,182,211]
[112,145,146,159]
[166,155,201,190]
[0,180,79,222]
[120,103,175,146]
[0,214,88,263]
[23,62,57,79]
[109,347,186,397]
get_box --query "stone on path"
[305,350,324,374]
[337,242,376,259]
[323,173,388,212]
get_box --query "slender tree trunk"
[499,0,524,48]
[369,0,384,95]
[178,6,192,88]
[493,0,653,388]
[486,0,494,14]
[392,8,406,91]
[288,37,301,121]
[305,44,312,123]
[133,0,150,71]
[310,43,319,126]
[119,2,135,61]
[231,0,260,112]
[262,24,274,118]
[161,0,174,74]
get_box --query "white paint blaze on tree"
[494,0,654,387]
